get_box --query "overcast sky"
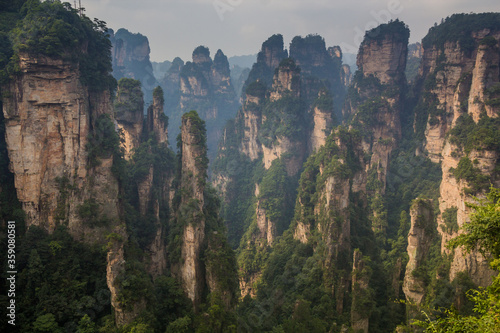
[82,0,499,62]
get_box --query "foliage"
[484,82,500,107]
[192,45,210,59]
[261,34,284,52]
[114,28,148,49]
[422,13,500,55]
[276,57,300,73]
[153,277,192,332]
[33,313,62,332]
[312,89,334,115]
[448,187,500,258]
[13,226,109,332]
[116,250,153,311]
[194,293,237,333]
[449,114,500,154]
[441,207,459,234]
[204,187,240,299]
[258,159,296,234]
[363,19,410,45]
[166,316,192,333]
[152,85,164,105]
[10,0,116,91]
[180,110,208,188]
[259,92,307,146]
[416,187,500,331]
[114,78,143,117]
[86,114,123,169]
[405,55,421,83]
[243,34,287,93]
[450,157,490,195]
[245,80,266,99]
[211,117,263,246]
[77,198,110,228]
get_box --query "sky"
[82,0,500,62]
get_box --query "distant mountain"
[343,52,357,71]
[110,28,159,104]
[228,54,257,69]
[151,60,172,81]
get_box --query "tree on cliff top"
[10,0,115,91]
[363,19,410,44]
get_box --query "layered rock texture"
[2,47,236,330]
[114,78,144,159]
[343,20,409,238]
[416,15,500,287]
[214,33,349,298]
[171,111,238,309]
[2,54,120,242]
[403,199,435,304]
[3,5,500,332]
[351,249,371,333]
[178,112,208,306]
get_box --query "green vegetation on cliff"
[417,187,500,332]
[0,0,116,93]
[422,13,500,54]
[363,19,410,45]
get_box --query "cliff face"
[114,79,144,159]
[310,90,335,152]
[403,199,435,304]
[418,25,500,286]
[178,112,207,307]
[146,87,168,145]
[357,32,407,85]
[239,89,264,161]
[0,52,146,325]
[342,21,409,241]
[263,59,306,176]
[351,249,370,333]
[2,54,120,241]
[243,34,288,93]
[160,57,184,111]
[214,32,351,299]
[175,111,237,308]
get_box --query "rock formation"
[110,28,158,102]
[114,78,144,159]
[416,16,500,286]
[0,4,239,331]
[165,46,238,160]
[146,86,168,144]
[343,20,409,240]
[243,34,288,93]
[2,54,120,242]
[351,249,371,333]
[174,111,237,309]
[159,57,184,111]
[403,199,435,304]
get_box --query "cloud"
[82,0,500,61]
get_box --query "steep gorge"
[1,3,500,332]
[0,2,237,331]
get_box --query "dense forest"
[0,1,499,332]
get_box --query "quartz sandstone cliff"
[177,112,207,307]
[403,199,434,305]
[2,54,120,241]
[419,29,500,286]
[0,53,142,325]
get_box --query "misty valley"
[1,1,500,332]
